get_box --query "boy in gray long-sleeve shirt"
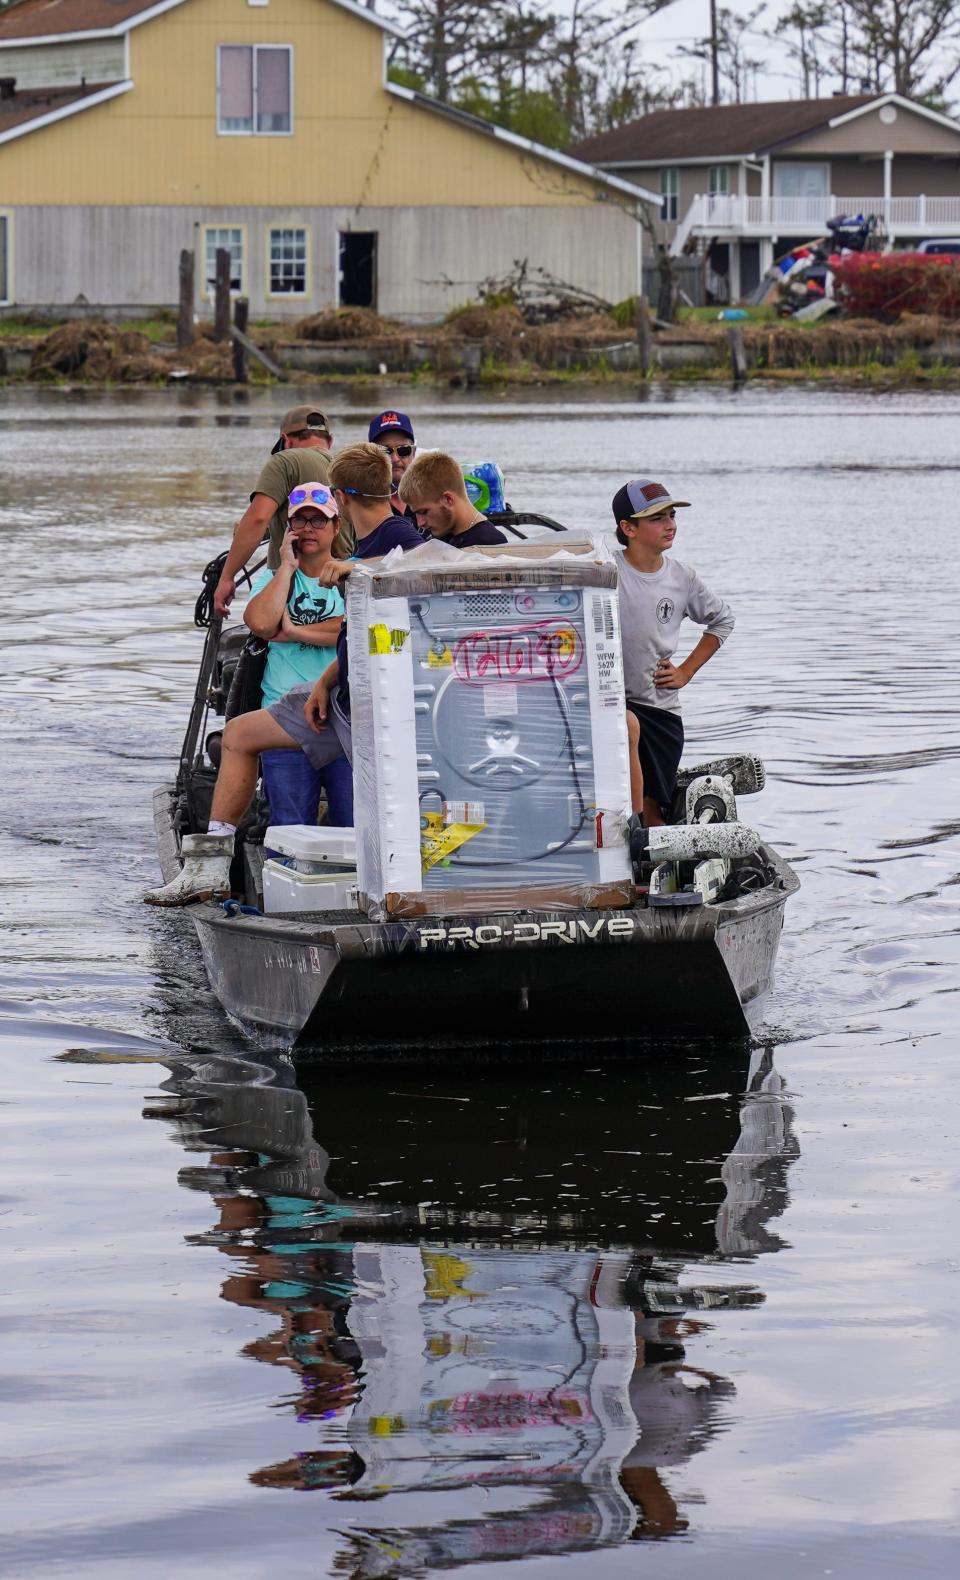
[613,478,734,826]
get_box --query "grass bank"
[3,307,960,390]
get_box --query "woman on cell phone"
[243,483,353,829]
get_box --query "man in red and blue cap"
[368,408,419,521]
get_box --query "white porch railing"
[673,192,960,249]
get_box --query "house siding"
[4,202,640,318]
[785,107,960,158]
[0,38,126,90]
[603,161,745,242]
[891,155,960,195]
[0,0,629,209]
[770,151,960,201]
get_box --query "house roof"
[0,80,99,130]
[386,82,659,207]
[573,96,880,164]
[0,77,132,141]
[0,0,400,45]
[0,0,155,40]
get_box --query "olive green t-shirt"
[252,449,356,564]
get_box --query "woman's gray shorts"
[266,685,353,769]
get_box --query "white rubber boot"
[143,833,234,907]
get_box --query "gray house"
[574,94,960,300]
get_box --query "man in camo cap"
[214,404,346,617]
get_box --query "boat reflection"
[147,1047,797,1564]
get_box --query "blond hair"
[328,442,392,500]
[398,451,468,507]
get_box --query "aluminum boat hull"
[154,786,798,1053]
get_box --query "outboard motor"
[678,753,764,792]
[629,817,763,907]
[633,754,768,907]
[685,773,738,825]
[630,822,763,864]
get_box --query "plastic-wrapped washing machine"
[346,540,633,917]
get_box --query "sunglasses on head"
[289,485,334,509]
[380,442,414,458]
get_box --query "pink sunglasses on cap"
[287,484,337,519]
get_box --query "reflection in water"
[146,1050,797,1567]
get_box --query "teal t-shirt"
[248,567,345,707]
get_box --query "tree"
[386,1,503,100]
[843,0,960,99]
[383,0,677,146]
[679,4,766,104]
[546,1,674,143]
[775,2,830,97]
[774,1,960,101]
[455,74,573,147]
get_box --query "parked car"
[914,238,960,255]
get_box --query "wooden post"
[232,297,249,383]
[213,247,231,342]
[177,249,195,349]
[727,325,748,382]
[462,344,482,387]
[230,323,287,380]
[635,298,654,378]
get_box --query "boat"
[152,513,799,1055]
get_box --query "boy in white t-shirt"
[613,478,735,827]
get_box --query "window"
[202,225,244,297]
[708,165,729,196]
[268,226,308,296]
[772,161,829,199]
[0,213,10,306]
[660,168,679,223]
[217,44,292,135]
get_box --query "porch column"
[729,241,742,303]
[760,238,774,274]
[884,149,894,243]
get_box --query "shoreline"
[4,366,960,393]
[4,311,960,391]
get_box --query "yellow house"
[0,0,656,316]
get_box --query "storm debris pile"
[29,322,171,383]
[294,308,394,341]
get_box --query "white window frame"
[0,211,12,306]
[707,165,729,196]
[201,223,247,300]
[266,224,310,299]
[660,168,679,223]
[216,43,294,137]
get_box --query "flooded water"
[1,384,958,1576]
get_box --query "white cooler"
[262,825,358,914]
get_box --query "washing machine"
[348,552,632,913]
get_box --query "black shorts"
[626,701,684,810]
